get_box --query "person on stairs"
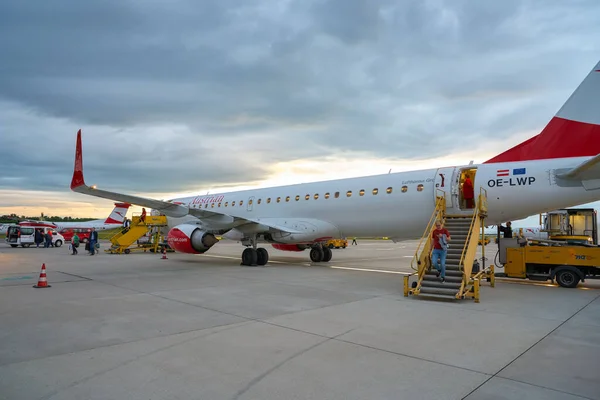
[431,221,451,283]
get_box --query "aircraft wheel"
[256,248,269,266]
[322,247,332,262]
[241,248,258,266]
[310,247,324,262]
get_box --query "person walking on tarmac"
[71,232,80,255]
[89,227,99,255]
[431,221,451,283]
[499,222,513,238]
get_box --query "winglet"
[70,129,86,190]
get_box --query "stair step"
[426,269,463,277]
[447,249,464,255]
[419,287,459,297]
[421,280,462,290]
[423,275,463,283]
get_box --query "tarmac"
[0,239,598,400]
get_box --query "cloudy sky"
[1,0,599,224]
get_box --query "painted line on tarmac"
[329,266,410,275]
[199,253,410,274]
[1,275,34,281]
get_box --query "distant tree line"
[0,214,96,223]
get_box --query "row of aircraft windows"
[195,184,426,209]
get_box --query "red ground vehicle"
[59,227,92,243]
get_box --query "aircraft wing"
[555,153,600,190]
[70,130,233,222]
[70,130,336,237]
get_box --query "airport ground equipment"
[405,188,491,302]
[325,238,347,249]
[495,238,600,288]
[105,215,168,254]
[539,208,597,245]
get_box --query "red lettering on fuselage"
[191,195,225,205]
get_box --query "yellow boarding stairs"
[404,188,493,302]
[105,215,168,254]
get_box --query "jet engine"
[167,224,219,254]
[271,244,310,252]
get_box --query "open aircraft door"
[434,167,458,209]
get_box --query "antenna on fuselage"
[388,169,392,174]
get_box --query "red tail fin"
[485,61,600,163]
[70,129,86,189]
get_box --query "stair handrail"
[411,189,446,272]
[457,188,487,289]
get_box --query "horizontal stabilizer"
[555,154,600,190]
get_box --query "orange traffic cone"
[161,247,168,259]
[33,263,51,288]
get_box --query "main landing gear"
[240,235,269,266]
[310,245,332,263]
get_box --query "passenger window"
[239,200,244,206]
[211,203,215,208]
[305,194,310,200]
[314,193,319,200]
[205,204,208,208]
[277,197,281,203]
[232,201,236,206]
[225,202,229,207]
[325,192,330,199]
[285,196,290,202]
[401,186,408,193]
[373,188,378,195]
[295,195,300,201]
[248,199,253,205]
[267,198,271,204]
[386,187,392,194]
[218,202,221,207]
[346,191,352,197]
[359,189,365,196]
[257,199,262,204]
[334,192,340,198]
[417,184,424,192]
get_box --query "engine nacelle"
[271,243,309,252]
[167,224,219,254]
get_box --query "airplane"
[18,203,131,231]
[70,59,600,266]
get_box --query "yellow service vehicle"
[325,238,348,249]
[496,237,600,288]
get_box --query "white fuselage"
[51,220,123,231]
[163,156,600,241]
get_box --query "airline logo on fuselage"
[191,195,225,205]
[488,167,535,187]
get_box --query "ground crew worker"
[499,222,513,238]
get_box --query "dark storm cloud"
[0,0,599,195]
